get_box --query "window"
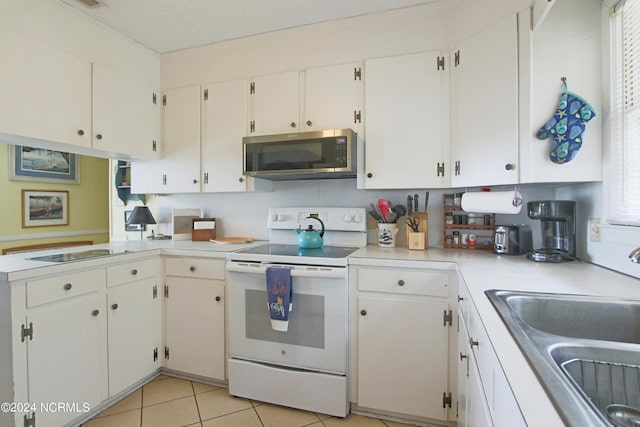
[610,0,640,226]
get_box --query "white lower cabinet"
[456,282,525,427]
[353,265,456,423]
[164,257,226,381]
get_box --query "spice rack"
[442,194,495,250]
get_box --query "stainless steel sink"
[28,249,130,263]
[486,290,640,427]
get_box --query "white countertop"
[350,245,640,426]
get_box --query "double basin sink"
[486,290,640,427]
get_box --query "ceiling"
[58,0,441,54]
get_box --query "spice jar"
[445,212,454,224]
[461,233,469,245]
[445,234,453,245]
[452,231,460,245]
[469,234,477,246]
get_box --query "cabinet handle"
[366,172,373,178]
[469,337,479,348]
[460,352,468,361]
[306,120,312,126]
[239,177,244,183]
[96,133,103,140]
[111,303,119,310]
[63,283,72,291]
[290,122,297,128]
[189,266,196,272]
[397,280,405,286]
[457,295,464,302]
[505,163,515,171]
[131,269,138,276]
[77,129,85,136]
[92,309,100,317]
[360,309,367,316]
[193,179,198,184]
[215,296,221,302]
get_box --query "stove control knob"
[277,214,286,221]
[270,214,278,222]
[343,214,353,223]
[353,214,363,223]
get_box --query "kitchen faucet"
[630,247,640,263]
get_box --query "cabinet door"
[457,311,470,426]
[364,51,449,189]
[27,292,106,427]
[451,15,518,187]
[165,278,225,380]
[0,28,91,148]
[249,71,299,135]
[161,85,201,193]
[92,64,160,159]
[304,62,360,132]
[107,278,159,396]
[467,352,494,427]
[358,295,449,420]
[202,79,249,192]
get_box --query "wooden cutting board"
[209,237,254,244]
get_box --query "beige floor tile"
[201,408,263,427]
[96,390,142,418]
[152,374,172,382]
[323,414,387,426]
[142,396,200,427]
[143,377,194,406]
[254,403,322,427]
[196,388,253,421]
[82,409,141,427]
[192,381,220,395]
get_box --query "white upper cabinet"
[92,64,161,160]
[303,62,361,132]
[451,14,519,187]
[249,70,300,135]
[364,51,449,189]
[202,79,250,192]
[0,28,92,148]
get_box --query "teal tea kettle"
[296,216,325,249]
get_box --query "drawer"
[358,268,449,297]
[27,268,105,307]
[165,257,225,280]
[107,257,160,288]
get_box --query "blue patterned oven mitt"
[536,80,597,164]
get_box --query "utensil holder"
[406,212,428,250]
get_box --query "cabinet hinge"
[354,67,362,81]
[164,346,170,360]
[162,94,167,106]
[437,56,445,71]
[152,93,157,105]
[250,82,255,94]
[454,160,461,176]
[204,172,209,185]
[443,309,453,327]
[162,174,167,186]
[164,285,169,298]
[250,120,256,133]
[153,285,158,299]
[353,110,361,124]
[204,88,209,101]
[152,140,157,152]
[153,347,158,361]
[21,322,33,342]
[454,50,460,67]
[437,162,445,177]
[442,391,452,408]
[23,412,36,427]
[456,400,459,419]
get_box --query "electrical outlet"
[589,218,602,242]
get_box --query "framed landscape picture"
[9,145,79,184]
[22,190,69,228]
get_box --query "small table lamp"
[126,206,157,240]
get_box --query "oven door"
[227,261,347,374]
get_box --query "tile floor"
[81,375,415,427]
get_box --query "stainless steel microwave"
[243,129,357,180]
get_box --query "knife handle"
[407,195,413,215]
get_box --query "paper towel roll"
[460,191,523,214]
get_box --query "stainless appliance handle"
[226,262,345,279]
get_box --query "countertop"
[350,245,640,426]
[3,241,639,425]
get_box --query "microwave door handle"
[226,262,345,279]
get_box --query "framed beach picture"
[22,190,69,228]
[9,145,79,184]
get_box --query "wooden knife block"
[406,212,428,250]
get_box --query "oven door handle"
[226,262,345,279]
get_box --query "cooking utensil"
[385,211,397,223]
[370,203,384,223]
[392,204,407,218]
[414,194,419,213]
[425,191,430,212]
[407,195,413,216]
[378,199,389,221]
[406,217,420,232]
[606,404,640,427]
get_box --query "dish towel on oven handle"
[266,266,293,331]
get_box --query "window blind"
[610,0,640,225]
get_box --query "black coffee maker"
[527,200,576,262]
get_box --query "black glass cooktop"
[236,244,359,258]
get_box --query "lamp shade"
[126,206,157,226]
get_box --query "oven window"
[244,290,325,349]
